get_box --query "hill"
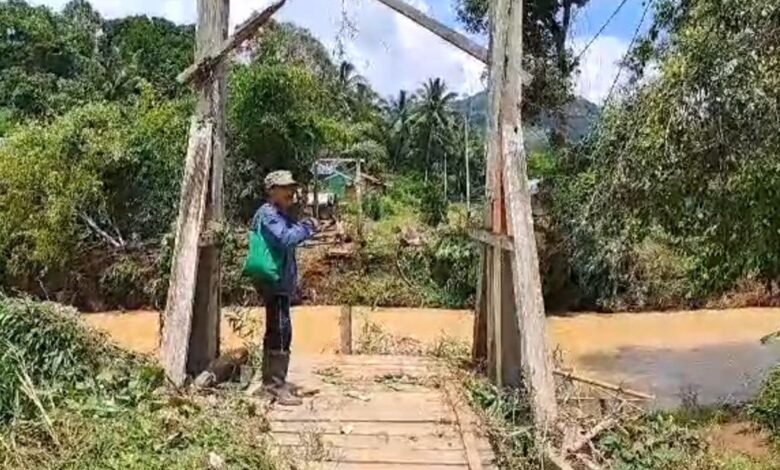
[454,91,600,151]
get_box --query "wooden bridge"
[267,354,497,470]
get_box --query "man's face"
[269,185,296,210]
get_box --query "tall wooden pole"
[493,0,558,426]
[189,0,229,375]
[355,160,364,242]
[464,112,471,215]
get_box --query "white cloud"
[31,0,486,98]
[571,35,630,104]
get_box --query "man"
[252,170,317,406]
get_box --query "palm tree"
[338,61,367,93]
[410,78,457,184]
[386,90,414,169]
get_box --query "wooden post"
[339,305,353,354]
[355,159,364,242]
[464,113,471,215]
[161,119,213,387]
[189,0,229,375]
[313,163,320,220]
[483,0,509,386]
[494,0,558,425]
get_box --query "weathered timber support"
[178,0,286,84]
[161,119,214,386]
[494,0,558,425]
[188,0,229,377]
[372,0,531,84]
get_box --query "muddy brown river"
[84,307,780,408]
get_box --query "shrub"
[750,365,780,436]
[0,297,119,422]
[420,182,446,227]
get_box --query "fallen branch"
[79,213,123,248]
[554,369,655,401]
[565,417,618,454]
[177,0,286,84]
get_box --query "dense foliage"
[546,0,780,309]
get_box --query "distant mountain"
[454,92,601,152]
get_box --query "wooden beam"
[373,0,531,83]
[495,0,558,425]
[339,305,353,355]
[470,230,514,252]
[161,118,213,387]
[188,0,229,377]
[177,0,286,84]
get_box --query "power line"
[602,0,654,106]
[574,0,631,62]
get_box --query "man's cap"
[265,170,298,190]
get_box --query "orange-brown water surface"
[84,306,780,408]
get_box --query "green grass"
[0,297,283,470]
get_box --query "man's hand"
[301,217,320,233]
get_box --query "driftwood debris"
[193,347,250,388]
[554,369,655,400]
[565,417,618,455]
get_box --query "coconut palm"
[410,78,458,183]
[385,90,415,169]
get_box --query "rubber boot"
[264,351,302,406]
[280,353,319,398]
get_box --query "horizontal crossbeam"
[373,0,531,83]
[469,230,514,252]
[177,0,286,85]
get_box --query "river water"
[84,306,780,408]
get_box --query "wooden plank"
[178,0,286,84]
[188,0,229,376]
[285,447,469,465]
[161,119,213,386]
[311,463,468,470]
[272,432,469,451]
[443,383,485,470]
[270,420,458,437]
[372,0,531,84]
[493,0,558,425]
[340,305,353,354]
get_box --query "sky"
[31,0,653,103]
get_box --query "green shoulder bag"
[242,230,284,283]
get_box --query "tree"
[557,0,780,304]
[410,78,458,185]
[453,0,590,138]
[385,90,415,169]
[99,16,195,98]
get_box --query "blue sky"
[31,0,652,103]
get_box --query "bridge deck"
[267,355,497,469]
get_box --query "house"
[310,161,385,202]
